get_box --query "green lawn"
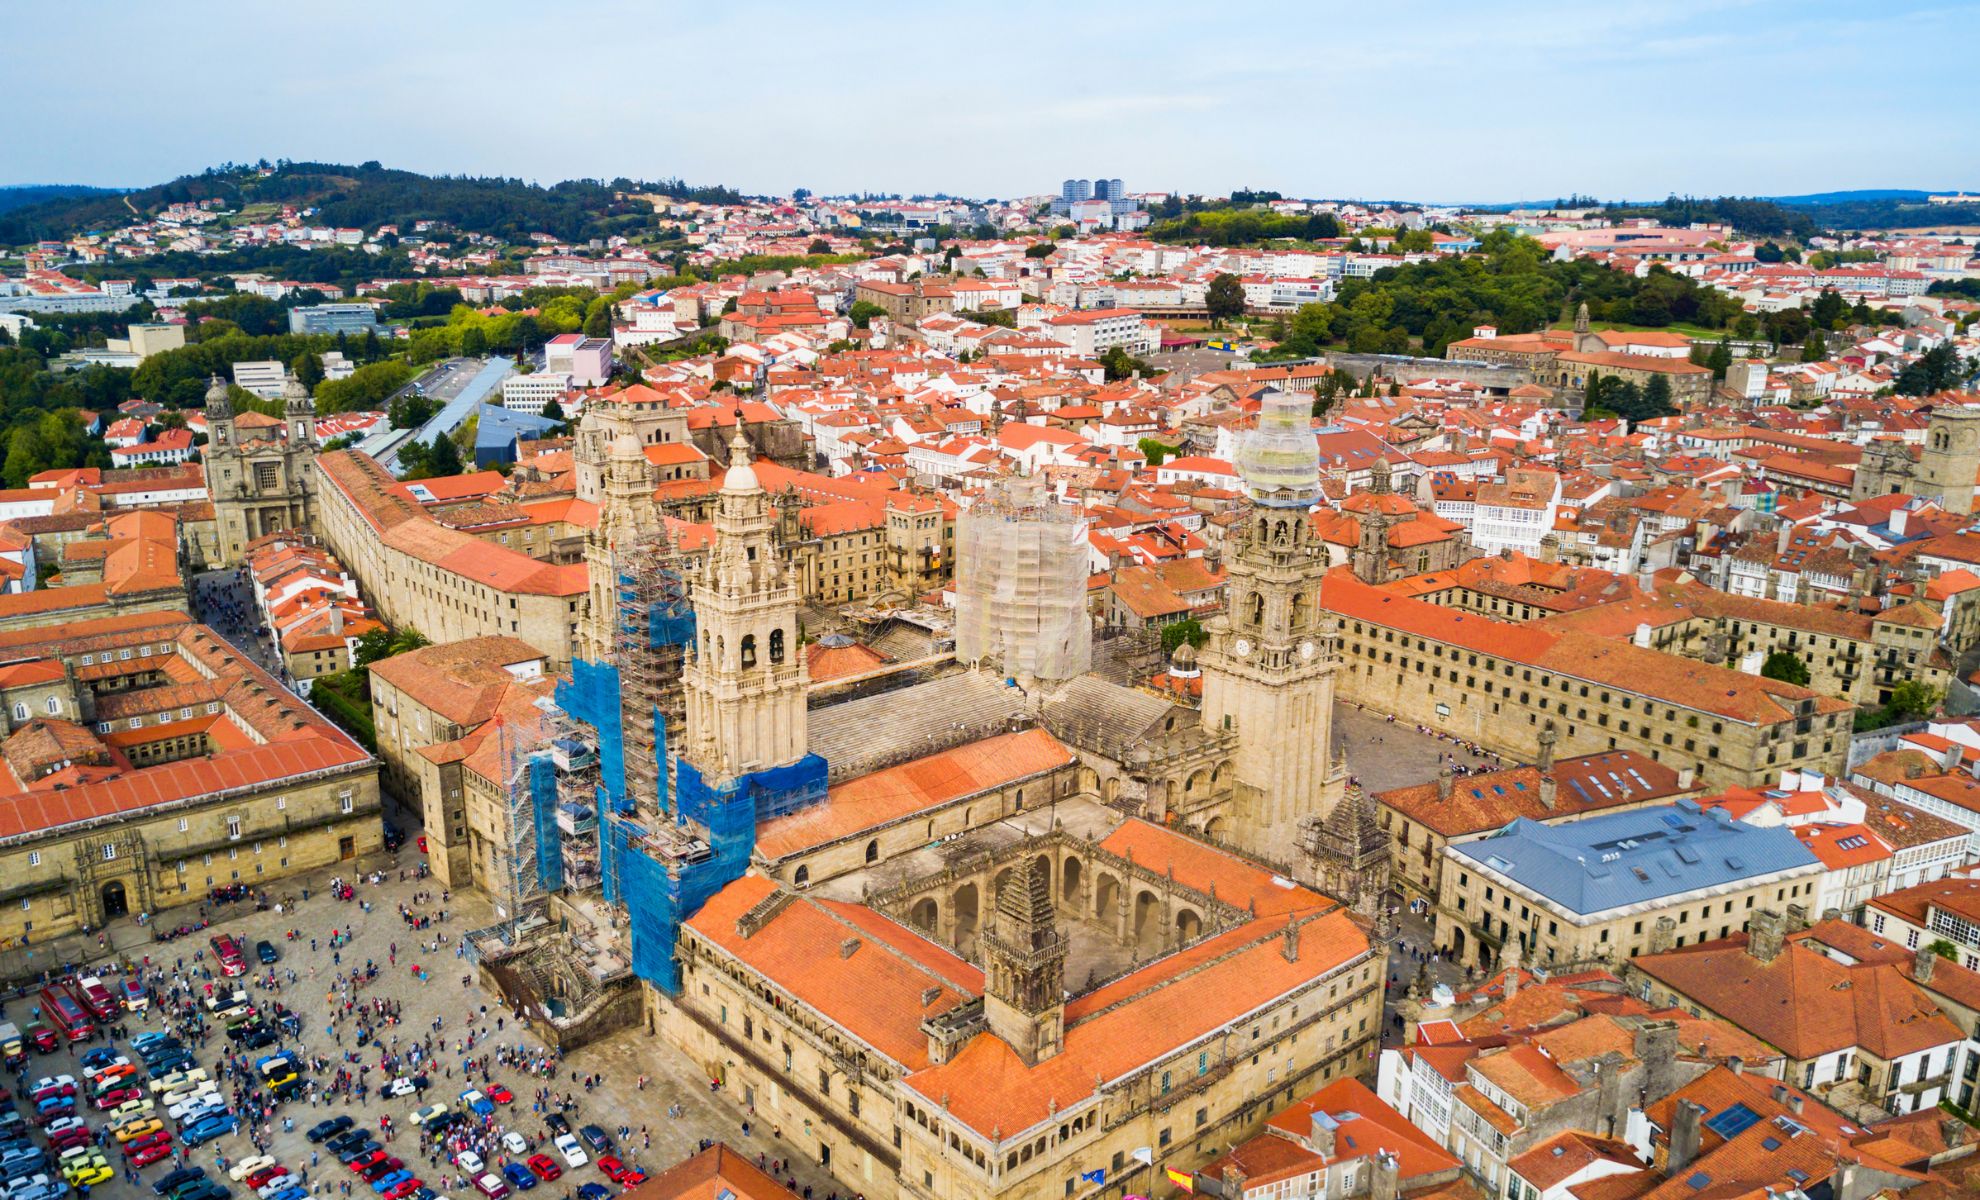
[1577,319,1727,341]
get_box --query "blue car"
[180,1114,238,1147]
[372,1172,415,1195]
[457,1090,495,1118]
[577,1185,611,1200]
[500,1164,536,1191]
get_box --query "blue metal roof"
[1447,798,1820,916]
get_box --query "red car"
[598,1159,633,1183]
[95,1086,143,1110]
[349,1152,388,1174]
[247,1169,282,1189]
[526,1156,560,1182]
[49,1128,90,1151]
[123,1130,172,1157]
[486,1085,513,1105]
[386,1181,423,1200]
[129,1142,174,1168]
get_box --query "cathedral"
[201,374,319,566]
[537,391,1389,1200]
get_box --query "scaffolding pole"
[611,528,693,818]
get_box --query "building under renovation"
[953,478,1092,686]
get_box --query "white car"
[80,1057,130,1082]
[150,1070,200,1095]
[170,1095,227,1123]
[552,1134,587,1169]
[256,1176,297,1198]
[454,1151,483,1175]
[229,1157,276,1182]
[29,1076,75,1096]
[162,1080,217,1108]
[499,1132,527,1156]
[385,1078,418,1098]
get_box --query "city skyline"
[8,0,1974,201]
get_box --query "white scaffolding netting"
[954,479,1092,684]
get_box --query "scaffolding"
[954,478,1092,684]
[612,529,695,815]
[493,694,601,942]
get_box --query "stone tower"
[1201,390,1344,853]
[1916,407,1980,516]
[580,433,661,663]
[205,372,318,566]
[1309,781,1390,918]
[981,855,1066,1065]
[681,428,808,783]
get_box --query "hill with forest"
[0,161,745,247]
[0,185,121,217]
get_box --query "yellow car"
[114,1117,162,1143]
[112,1097,156,1119]
[263,1069,297,1091]
[68,1164,114,1187]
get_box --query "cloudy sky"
[7,0,1973,201]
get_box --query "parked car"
[525,1155,560,1182]
[307,1116,353,1144]
[255,942,279,965]
[181,1114,239,1147]
[577,1127,610,1155]
[471,1173,507,1200]
[453,1152,483,1175]
[499,1164,536,1192]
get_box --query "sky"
[5,0,1974,202]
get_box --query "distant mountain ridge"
[0,184,120,217]
[0,161,743,247]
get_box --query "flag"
[1080,1170,1106,1185]
[1165,1169,1196,1193]
[1131,1147,1154,1165]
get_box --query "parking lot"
[2,847,855,1200]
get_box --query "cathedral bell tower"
[1200,391,1343,852]
[681,428,808,783]
[981,856,1066,1065]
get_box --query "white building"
[498,372,575,411]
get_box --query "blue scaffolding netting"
[558,662,629,814]
[527,753,563,895]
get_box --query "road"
[376,359,512,473]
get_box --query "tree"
[582,299,612,338]
[1099,345,1158,382]
[1205,273,1245,327]
[1137,437,1175,467]
[1894,344,1962,397]
[291,350,324,392]
[1759,651,1810,687]
[1024,242,1056,259]
[807,239,831,255]
[354,626,430,671]
[540,399,565,424]
[1889,679,1940,721]
[1926,939,1960,962]
[1706,337,1734,381]
[1160,617,1208,654]
[457,325,488,357]
[1802,331,1826,363]
[1640,373,1674,418]
[848,300,887,329]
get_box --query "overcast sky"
[7,0,1973,202]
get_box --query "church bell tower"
[681,428,808,783]
[1200,391,1343,852]
[981,855,1066,1065]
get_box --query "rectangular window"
[227,816,242,840]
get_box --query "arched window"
[740,634,756,668]
[769,628,785,664]
[1247,592,1265,626]
[793,865,809,887]
[9,704,23,721]
[715,636,725,666]
[43,697,58,715]
[865,840,880,864]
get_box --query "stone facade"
[202,375,318,566]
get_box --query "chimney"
[1436,764,1453,801]
[1786,1092,1804,1115]
[1677,766,1697,791]
[1370,1152,1401,1200]
[1307,1114,1336,1157]
[1941,1115,1970,1149]
[1834,1158,1861,1200]
[1941,743,1962,772]
[1282,920,1300,963]
[1747,909,1785,964]
[1634,1020,1680,1099]
[1669,1100,1706,1173]
[1785,902,1808,931]
[1649,915,1677,954]
[1914,944,1938,983]
[1727,1055,1743,1076]
[1538,774,1557,811]
[1776,523,1791,556]
[1633,622,1654,649]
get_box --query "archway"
[1203,816,1226,841]
[1133,891,1162,947]
[953,883,980,957]
[1031,854,1053,898]
[909,898,939,933]
[100,880,128,919]
[1095,873,1122,925]
[1060,857,1083,906]
[1176,908,1202,942]
[992,868,1013,905]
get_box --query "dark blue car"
[499,1164,536,1192]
